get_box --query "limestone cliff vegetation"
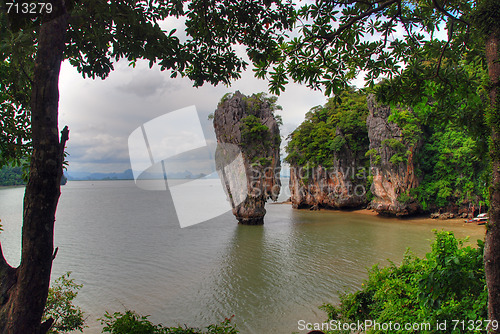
[285,88,489,216]
[213,91,282,225]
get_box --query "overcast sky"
[57,8,444,175]
[58,54,346,174]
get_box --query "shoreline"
[0,185,25,189]
[271,201,486,227]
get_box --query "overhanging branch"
[0,241,17,309]
[431,0,469,26]
[322,0,400,41]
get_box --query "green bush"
[43,272,86,333]
[414,125,489,209]
[100,310,238,334]
[0,163,24,185]
[321,231,487,333]
[240,115,271,147]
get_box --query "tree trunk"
[485,24,500,334]
[0,2,68,333]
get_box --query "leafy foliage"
[42,272,86,333]
[0,12,34,168]
[100,310,238,334]
[255,0,483,98]
[0,0,296,167]
[414,124,489,210]
[237,92,282,166]
[240,114,272,165]
[285,88,369,168]
[0,163,23,186]
[322,231,486,334]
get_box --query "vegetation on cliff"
[286,86,489,214]
[238,93,282,167]
[0,164,24,186]
[285,88,369,169]
[415,124,489,212]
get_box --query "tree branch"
[0,242,17,311]
[59,126,69,163]
[0,242,13,274]
[40,318,54,334]
[433,19,453,84]
[323,0,400,41]
[431,0,469,26]
[378,7,399,53]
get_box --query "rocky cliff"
[289,128,368,210]
[289,165,368,210]
[286,89,369,210]
[286,90,487,218]
[366,94,421,216]
[213,91,281,225]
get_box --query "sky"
[56,3,368,176]
[58,54,347,175]
[57,4,445,176]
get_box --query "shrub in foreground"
[321,231,487,333]
[100,310,238,334]
[42,272,86,333]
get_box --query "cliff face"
[289,129,367,210]
[289,165,367,210]
[213,91,281,225]
[286,90,369,210]
[287,94,421,216]
[366,94,421,216]
[286,91,486,217]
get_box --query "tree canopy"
[0,0,295,167]
[256,0,490,97]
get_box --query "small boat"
[465,213,488,225]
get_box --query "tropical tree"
[255,0,500,329]
[0,1,294,332]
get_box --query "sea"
[0,180,485,333]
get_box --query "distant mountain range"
[67,166,290,181]
[66,169,134,181]
[66,169,212,181]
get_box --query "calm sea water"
[0,180,485,334]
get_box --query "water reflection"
[199,207,486,334]
[0,182,485,334]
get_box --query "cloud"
[58,53,327,174]
[66,132,130,164]
[118,69,169,97]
